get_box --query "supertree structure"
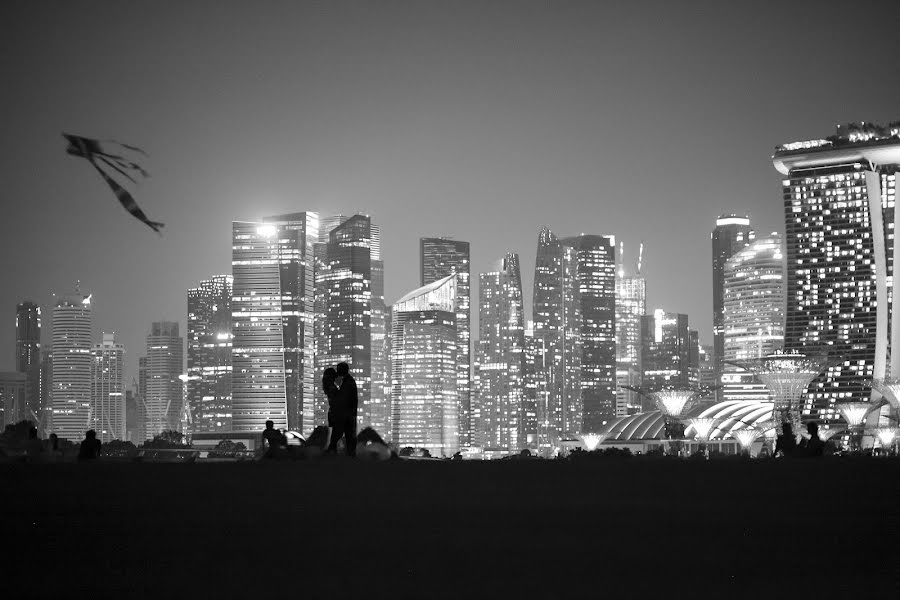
[836,401,880,451]
[730,426,765,455]
[729,350,836,434]
[622,385,708,455]
[874,427,898,455]
[862,378,900,428]
[580,433,607,451]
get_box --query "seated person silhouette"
[774,423,797,458]
[262,420,286,458]
[78,430,102,460]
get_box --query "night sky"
[2,0,898,380]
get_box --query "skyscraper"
[477,253,526,452]
[15,301,42,422]
[560,234,617,432]
[187,275,233,433]
[232,213,318,434]
[773,121,900,425]
[0,372,28,427]
[531,227,581,454]
[142,321,183,437]
[391,275,459,455]
[420,237,471,446]
[90,332,125,442]
[722,235,785,402]
[641,309,691,404]
[50,289,93,441]
[712,215,755,397]
[615,242,646,416]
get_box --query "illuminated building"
[15,301,42,423]
[712,215,755,396]
[560,234,617,433]
[531,227,581,453]
[50,288,93,441]
[142,322,183,437]
[187,275,233,433]
[320,215,389,433]
[773,122,900,427]
[477,253,527,452]
[390,275,459,455]
[0,372,28,427]
[90,333,125,442]
[721,235,785,402]
[420,237,471,446]
[615,242,645,416]
[640,310,691,402]
[232,213,317,434]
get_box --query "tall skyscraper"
[560,234,617,432]
[477,253,527,452]
[615,242,646,416]
[531,227,581,454]
[142,321,184,437]
[390,275,459,456]
[187,275,233,433]
[314,215,349,425]
[90,332,125,442]
[15,301,42,422]
[0,372,28,427]
[50,289,93,441]
[721,235,785,401]
[232,213,318,434]
[773,121,900,425]
[641,309,692,404]
[712,215,755,397]
[420,237,471,446]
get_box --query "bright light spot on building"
[257,225,277,237]
[686,418,719,441]
[581,433,607,451]
[875,427,897,448]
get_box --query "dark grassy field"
[3,457,898,599]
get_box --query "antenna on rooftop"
[637,242,644,275]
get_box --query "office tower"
[187,275,233,433]
[39,348,52,434]
[561,234,617,432]
[531,227,581,453]
[136,356,148,443]
[314,215,348,424]
[125,389,138,443]
[90,333,125,442]
[721,235,785,402]
[15,301,42,422]
[420,237,471,446]
[143,322,184,437]
[390,275,459,455]
[477,253,527,452]
[369,223,390,435]
[50,289,93,441]
[712,215,755,397]
[321,215,386,430]
[615,242,646,416]
[0,372,28,427]
[773,122,900,425]
[232,213,318,434]
[641,309,692,405]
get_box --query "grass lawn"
[3,457,898,598]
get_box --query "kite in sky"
[63,133,164,234]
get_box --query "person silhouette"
[24,426,43,461]
[774,423,796,458]
[322,367,340,441]
[262,420,285,458]
[326,362,358,456]
[801,422,824,457]
[78,430,102,460]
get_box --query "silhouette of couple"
[322,362,358,456]
[774,422,824,458]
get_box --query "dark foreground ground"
[3,457,898,599]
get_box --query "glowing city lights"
[686,418,719,442]
[874,427,897,449]
[730,427,763,450]
[836,402,876,427]
[652,389,697,418]
[580,433,607,451]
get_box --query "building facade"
[232,214,318,434]
[15,301,42,423]
[50,290,93,441]
[187,275,233,433]
[641,309,692,404]
[615,242,645,417]
[142,321,184,438]
[712,215,755,396]
[390,275,459,456]
[531,227,581,454]
[90,333,125,442]
[420,237,471,446]
[0,372,28,428]
[721,235,785,402]
[560,234,617,432]
[477,253,527,452]
[773,122,900,425]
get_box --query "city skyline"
[3,2,897,383]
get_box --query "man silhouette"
[78,430,102,460]
[801,422,824,457]
[262,420,285,458]
[326,362,358,456]
[774,423,796,458]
